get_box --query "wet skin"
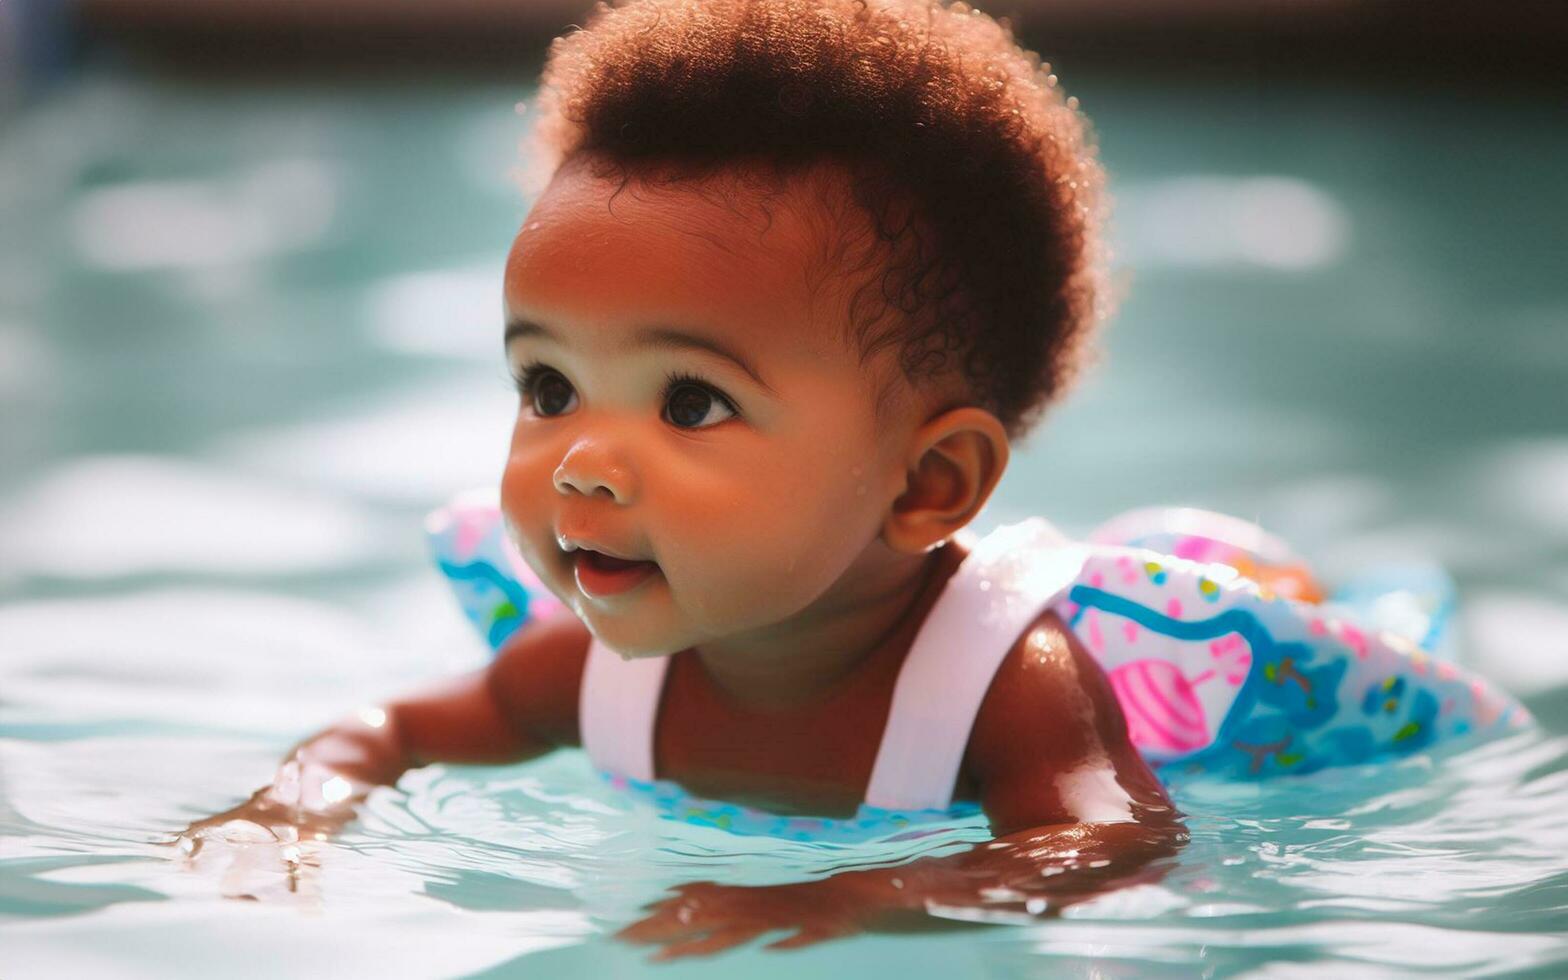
[176,156,1183,957]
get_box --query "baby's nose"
[553,440,638,504]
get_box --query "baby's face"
[500,159,914,657]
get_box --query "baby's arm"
[899,609,1187,909]
[178,612,590,849]
[620,611,1184,957]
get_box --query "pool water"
[3,63,1567,977]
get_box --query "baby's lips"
[556,529,652,564]
[585,551,654,570]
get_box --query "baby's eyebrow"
[504,318,773,394]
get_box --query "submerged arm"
[177,612,589,848]
[620,612,1185,957]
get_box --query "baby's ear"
[882,406,1009,555]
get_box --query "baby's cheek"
[654,528,792,634]
[502,422,573,501]
[500,433,539,504]
[500,448,565,579]
[689,493,875,627]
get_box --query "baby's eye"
[514,363,578,417]
[664,377,737,429]
[512,363,735,427]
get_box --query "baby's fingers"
[764,923,852,951]
[170,819,273,863]
[650,924,768,961]
[615,908,711,945]
[217,838,310,901]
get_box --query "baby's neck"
[686,537,968,712]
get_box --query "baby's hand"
[178,759,362,845]
[173,806,328,903]
[616,878,879,960]
[174,708,404,855]
[170,755,371,901]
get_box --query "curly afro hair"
[529,0,1107,438]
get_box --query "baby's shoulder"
[488,612,593,749]
[965,606,1129,779]
[962,605,1171,829]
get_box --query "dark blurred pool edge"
[4,0,1568,103]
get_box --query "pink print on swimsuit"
[1057,531,1531,778]
[1109,659,1211,754]
[1060,553,1258,761]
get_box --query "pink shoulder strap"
[579,519,1087,811]
[863,520,1088,811]
[579,637,670,781]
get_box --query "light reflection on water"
[3,725,1566,977]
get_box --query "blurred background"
[3,0,1567,745]
[1,1,1566,972]
[3,0,1567,736]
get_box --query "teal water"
[2,65,1567,976]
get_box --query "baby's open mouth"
[580,549,650,572]
[572,549,660,599]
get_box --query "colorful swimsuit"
[428,494,1528,841]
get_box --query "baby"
[181,0,1519,960]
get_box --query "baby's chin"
[578,617,688,659]
[567,592,693,659]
